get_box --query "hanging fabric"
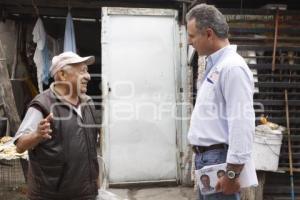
[32,17,50,93]
[64,11,77,52]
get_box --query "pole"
[272,9,279,72]
[284,89,295,200]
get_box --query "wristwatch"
[226,170,240,180]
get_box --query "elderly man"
[186,4,257,200]
[15,52,99,200]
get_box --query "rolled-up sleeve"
[222,66,255,164]
[13,107,43,144]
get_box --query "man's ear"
[206,28,214,41]
[57,70,66,81]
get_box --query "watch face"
[227,170,236,179]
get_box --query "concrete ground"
[106,186,197,200]
[0,185,197,200]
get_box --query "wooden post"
[254,171,266,200]
[241,171,265,200]
[241,187,256,200]
[0,41,21,134]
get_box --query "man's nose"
[84,72,91,81]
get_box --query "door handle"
[107,82,111,93]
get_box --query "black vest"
[27,89,99,200]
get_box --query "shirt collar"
[205,45,237,74]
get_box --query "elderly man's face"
[65,63,91,95]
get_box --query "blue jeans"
[195,148,240,200]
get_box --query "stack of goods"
[0,136,28,160]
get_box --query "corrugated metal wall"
[223,8,300,199]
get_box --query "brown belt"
[192,143,228,154]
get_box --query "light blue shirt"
[188,45,255,164]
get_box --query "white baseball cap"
[50,51,95,77]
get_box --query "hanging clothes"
[32,17,49,93]
[64,11,77,52]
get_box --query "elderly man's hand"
[215,175,240,195]
[36,113,53,140]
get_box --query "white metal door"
[101,7,180,183]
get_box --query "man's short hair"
[200,174,210,180]
[217,170,225,176]
[186,3,229,39]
